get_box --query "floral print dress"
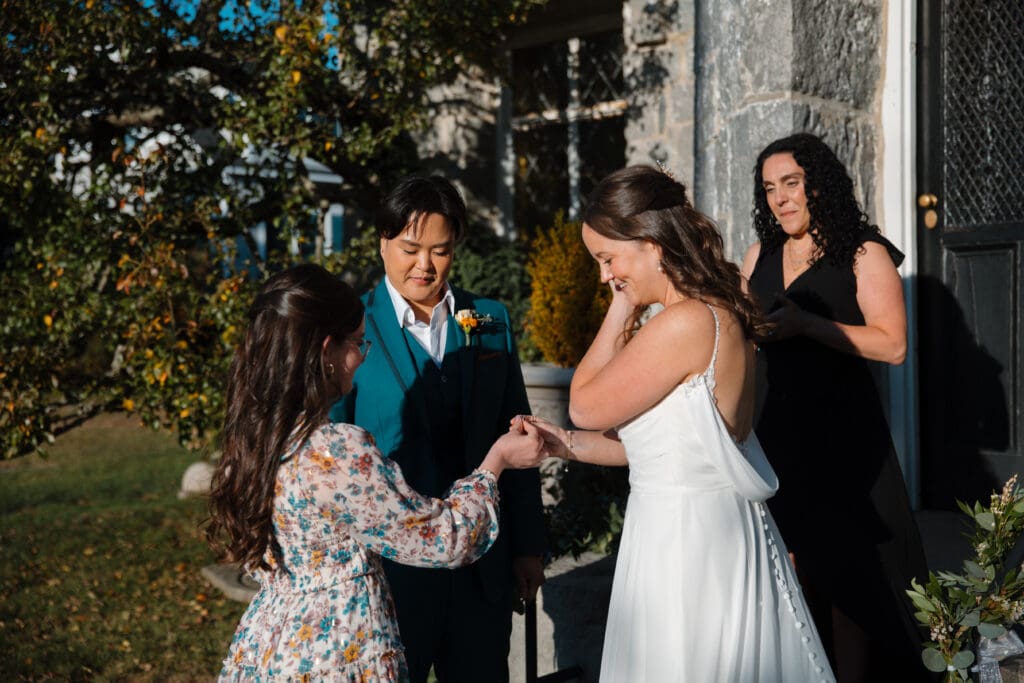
[217,423,500,682]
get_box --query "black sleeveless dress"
[749,233,930,678]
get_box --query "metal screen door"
[917,0,1024,507]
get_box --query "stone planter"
[522,363,575,429]
[522,363,575,508]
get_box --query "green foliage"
[526,212,610,367]
[450,226,540,361]
[0,0,545,457]
[908,475,1024,682]
[0,414,245,680]
[544,463,629,558]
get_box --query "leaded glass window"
[942,0,1024,229]
[505,29,626,238]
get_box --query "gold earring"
[326,362,335,377]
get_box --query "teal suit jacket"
[329,279,546,601]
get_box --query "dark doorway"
[916,1,1024,508]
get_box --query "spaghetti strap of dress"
[703,303,720,390]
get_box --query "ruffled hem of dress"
[218,648,408,682]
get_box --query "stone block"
[792,0,881,108]
[178,460,215,499]
[201,563,258,603]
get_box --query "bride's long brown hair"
[583,165,768,339]
[206,264,363,571]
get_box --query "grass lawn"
[0,413,247,682]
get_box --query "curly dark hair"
[752,132,880,268]
[206,263,364,571]
[583,165,768,340]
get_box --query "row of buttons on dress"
[757,502,833,683]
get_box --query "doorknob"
[917,193,939,229]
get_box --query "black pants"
[384,561,513,683]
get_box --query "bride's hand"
[605,280,633,318]
[511,415,570,460]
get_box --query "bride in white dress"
[518,166,835,682]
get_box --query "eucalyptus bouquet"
[908,475,1024,681]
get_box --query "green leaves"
[975,511,996,531]
[977,622,1007,639]
[921,647,947,673]
[913,476,1024,683]
[0,0,546,458]
[907,584,937,613]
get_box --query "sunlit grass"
[0,414,246,682]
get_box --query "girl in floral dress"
[207,264,542,682]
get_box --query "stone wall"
[622,0,697,186]
[413,1,886,264]
[693,0,884,262]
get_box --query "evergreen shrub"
[451,226,539,361]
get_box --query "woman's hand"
[605,279,633,322]
[761,243,907,364]
[510,415,569,460]
[764,294,809,341]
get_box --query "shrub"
[544,464,630,558]
[526,212,610,367]
[450,226,540,361]
[523,212,626,558]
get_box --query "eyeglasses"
[346,336,372,358]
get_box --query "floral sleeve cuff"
[467,467,501,503]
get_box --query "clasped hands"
[488,415,566,470]
[508,415,569,464]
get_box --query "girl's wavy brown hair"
[206,263,363,571]
[583,165,769,340]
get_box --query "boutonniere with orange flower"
[454,309,496,347]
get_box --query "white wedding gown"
[599,307,835,682]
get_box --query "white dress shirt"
[383,276,455,367]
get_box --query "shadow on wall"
[916,274,1009,510]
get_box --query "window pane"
[512,42,568,115]
[514,124,569,236]
[579,117,626,202]
[578,30,626,107]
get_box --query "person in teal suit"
[329,176,547,683]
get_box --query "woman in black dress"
[740,133,929,681]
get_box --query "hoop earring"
[326,362,335,377]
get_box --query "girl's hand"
[490,420,545,469]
